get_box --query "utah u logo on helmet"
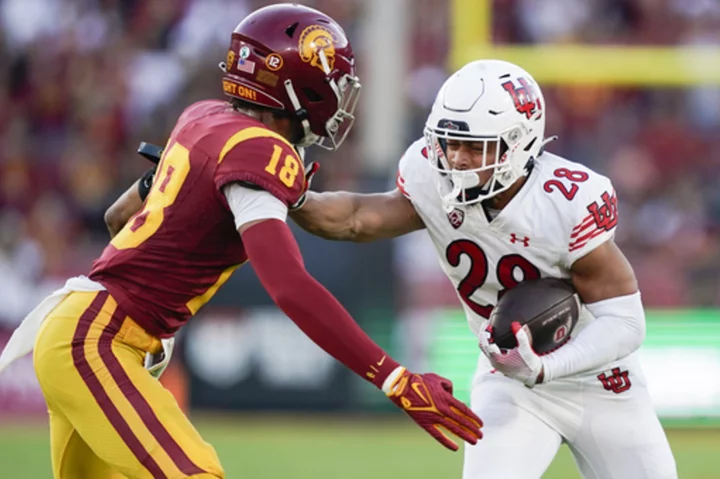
[502,77,543,120]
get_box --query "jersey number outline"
[543,168,589,200]
[264,144,300,188]
[445,239,541,318]
[111,141,191,250]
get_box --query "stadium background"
[1,0,719,477]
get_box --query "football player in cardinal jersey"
[0,5,482,478]
[291,60,678,478]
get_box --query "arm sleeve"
[541,292,646,382]
[241,219,401,388]
[223,183,288,229]
[567,174,619,266]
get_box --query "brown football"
[488,278,580,355]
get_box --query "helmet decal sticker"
[256,69,279,87]
[501,77,542,119]
[226,50,236,71]
[265,53,284,71]
[298,25,337,72]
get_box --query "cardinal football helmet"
[424,60,547,210]
[220,3,360,150]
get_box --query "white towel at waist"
[0,275,105,375]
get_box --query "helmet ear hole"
[285,22,299,38]
[303,88,323,102]
[523,137,537,152]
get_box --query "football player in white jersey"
[292,60,677,478]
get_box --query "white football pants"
[463,352,677,479]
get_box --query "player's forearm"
[541,292,645,382]
[105,167,155,238]
[292,189,424,243]
[243,219,401,387]
[291,191,361,241]
[105,179,144,238]
[272,269,401,386]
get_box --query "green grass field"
[1,415,718,478]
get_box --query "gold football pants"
[33,291,224,479]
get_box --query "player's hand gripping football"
[479,322,544,387]
[385,367,483,451]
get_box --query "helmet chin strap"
[284,79,318,148]
[295,146,306,161]
[539,135,558,153]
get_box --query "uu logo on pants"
[597,367,632,394]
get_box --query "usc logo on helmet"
[298,25,337,72]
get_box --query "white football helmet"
[424,60,547,211]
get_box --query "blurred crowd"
[1,0,719,327]
[402,0,720,311]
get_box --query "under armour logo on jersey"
[447,208,465,229]
[509,234,530,247]
[597,367,632,394]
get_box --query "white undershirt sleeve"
[222,183,288,230]
[541,292,646,382]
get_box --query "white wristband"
[381,366,406,395]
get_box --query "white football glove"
[479,322,544,387]
[144,337,175,379]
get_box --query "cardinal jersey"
[397,139,618,339]
[90,100,306,338]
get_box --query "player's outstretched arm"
[291,188,425,242]
[240,218,481,450]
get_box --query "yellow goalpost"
[451,0,720,86]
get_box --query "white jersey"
[399,138,676,478]
[397,138,619,339]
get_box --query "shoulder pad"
[397,138,431,200]
[214,126,305,206]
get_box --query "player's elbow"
[347,215,365,242]
[348,213,380,242]
[308,214,362,242]
[623,296,647,354]
[626,315,646,353]
[291,210,355,241]
[268,270,314,312]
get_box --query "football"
[488,278,581,355]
